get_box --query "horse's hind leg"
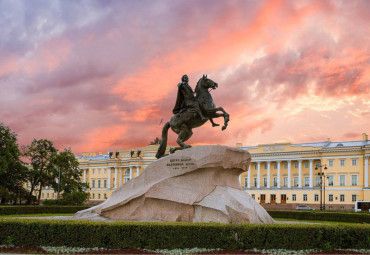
[170,125,193,154]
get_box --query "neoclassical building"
[239,133,370,210]
[38,134,369,210]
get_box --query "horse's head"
[195,74,218,95]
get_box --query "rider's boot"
[198,111,208,121]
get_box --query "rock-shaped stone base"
[74,145,274,223]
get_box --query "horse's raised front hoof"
[222,125,227,131]
[212,123,220,127]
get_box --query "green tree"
[0,123,28,204]
[51,148,89,200]
[23,139,58,204]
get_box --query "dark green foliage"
[0,123,29,204]
[50,149,89,196]
[0,206,89,215]
[0,219,368,250]
[267,210,370,223]
[23,139,58,204]
[61,191,90,205]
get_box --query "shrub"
[0,206,89,215]
[267,210,370,223]
[0,219,368,250]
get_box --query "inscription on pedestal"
[166,158,195,170]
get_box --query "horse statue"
[156,75,229,159]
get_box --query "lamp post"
[315,164,327,210]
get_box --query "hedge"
[0,219,369,250]
[267,210,370,223]
[0,206,89,215]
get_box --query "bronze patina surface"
[156,75,229,158]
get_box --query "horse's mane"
[195,77,203,96]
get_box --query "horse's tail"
[155,122,171,159]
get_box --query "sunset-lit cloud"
[0,0,369,154]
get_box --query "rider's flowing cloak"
[173,83,184,114]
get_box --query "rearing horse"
[156,75,229,158]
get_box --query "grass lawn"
[0,213,75,218]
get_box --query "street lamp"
[315,164,327,210]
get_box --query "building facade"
[39,135,370,210]
[239,133,370,210]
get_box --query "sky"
[0,0,369,154]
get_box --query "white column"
[130,166,133,179]
[114,168,117,189]
[298,160,302,188]
[277,161,281,188]
[247,165,251,189]
[287,161,291,188]
[136,165,139,177]
[309,159,313,188]
[365,156,369,188]
[118,168,121,186]
[239,175,241,185]
[107,168,111,189]
[83,169,87,183]
[257,162,261,189]
[267,162,271,188]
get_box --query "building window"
[293,177,299,187]
[251,194,255,200]
[98,180,101,188]
[294,163,298,169]
[125,169,130,176]
[104,194,107,199]
[328,160,334,167]
[264,164,268,170]
[254,164,258,170]
[92,193,95,199]
[327,175,334,186]
[329,194,333,202]
[98,193,101,199]
[339,175,346,186]
[351,175,358,186]
[315,177,321,186]
[104,180,107,188]
[352,194,357,202]
[93,169,95,174]
[98,169,101,174]
[274,163,278,170]
[340,159,345,166]
[283,177,288,187]
[244,178,248,187]
[305,162,309,168]
[284,163,288,169]
[273,177,277,187]
[340,194,345,202]
[254,178,258,187]
[92,180,95,188]
[303,194,307,201]
[263,178,267,187]
[292,194,296,201]
[46,193,49,198]
[304,177,309,187]
[104,169,107,174]
[52,193,54,198]
[314,194,319,201]
[351,159,357,166]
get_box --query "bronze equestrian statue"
[156,74,229,159]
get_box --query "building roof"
[241,139,370,150]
